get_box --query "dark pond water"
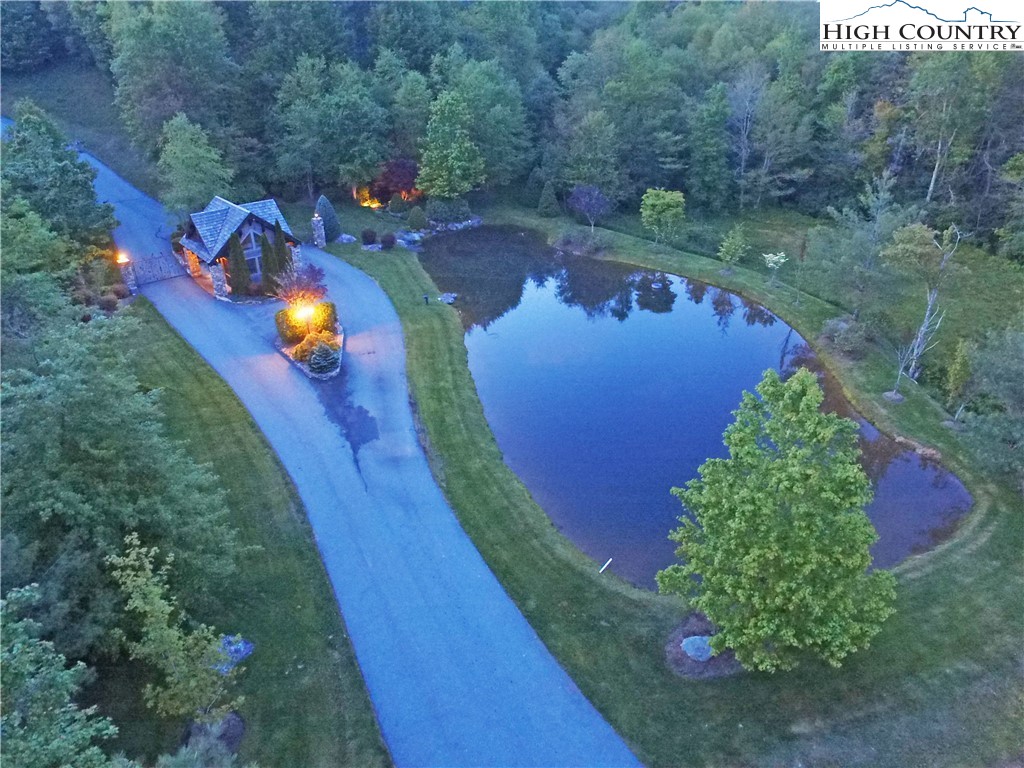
[420,226,973,588]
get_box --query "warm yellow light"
[116,251,130,264]
[293,304,315,322]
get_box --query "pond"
[419,226,973,588]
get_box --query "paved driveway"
[86,156,641,766]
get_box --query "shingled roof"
[180,197,296,263]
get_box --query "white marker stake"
[599,558,613,573]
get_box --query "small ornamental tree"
[108,534,243,722]
[640,188,686,244]
[537,181,559,218]
[567,185,612,233]
[762,251,788,286]
[717,224,749,270]
[273,220,293,272]
[274,263,327,306]
[225,232,251,296]
[945,338,974,421]
[308,342,340,374]
[315,195,341,242]
[657,368,897,672]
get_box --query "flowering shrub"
[292,331,340,363]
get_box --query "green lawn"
[1,59,161,198]
[327,209,1023,766]
[93,300,390,768]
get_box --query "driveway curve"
[88,155,641,767]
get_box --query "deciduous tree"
[158,114,234,222]
[567,185,611,233]
[416,91,485,200]
[640,188,685,244]
[657,368,896,672]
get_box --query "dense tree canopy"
[158,113,234,221]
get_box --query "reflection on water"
[420,226,973,588]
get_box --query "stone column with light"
[117,252,138,295]
[312,212,326,248]
[210,261,230,300]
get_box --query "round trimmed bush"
[407,206,428,231]
[292,330,339,363]
[425,197,471,225]
[312,301,337,333]
[381,232,396,250]
[275,308,307,344]
[361,229,377,245]
[388,193,409,215]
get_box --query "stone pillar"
[312,213,326,248]
[210,261,230,301]
[185,250,202,277]
[119,261,138,295]
[290,244,303,264]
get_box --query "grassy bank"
[94,300,389,768]
[1,60,161,197]
[328,213,1022,766]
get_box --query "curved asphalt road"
[84,154,640,767]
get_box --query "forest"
[1,2,1022,767]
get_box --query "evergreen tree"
[315,195,341,242]
[537,181,559,217]
[688,84,731,211]
[658,369,897,672]
[416,91,486,200]
[273,220,293,272]
[308,342,340,375]
[407,206,428,231]
[259,233,279,291]
[226,233,251,296]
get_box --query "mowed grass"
[0,59,161,197]
[95,299,390,768]
[329,213,1023,766]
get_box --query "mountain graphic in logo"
[831,1,1017,23]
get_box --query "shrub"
[525,167,546,202]
[554,229,609,257]
[380,232,396,250]
[425,197,471,224]
[275,308,306,344]
[315,195,341,242]
[292,331,340,363]
[312,301,337,333]
[407,206,428,231]
[537,181,559,218]
[361,229,377,245]
[97,293,119,312]
[308,342,341,374]
[111,282,131,299]
[274,264,326,305]
[388,193,409,215]
[822,317,869,359]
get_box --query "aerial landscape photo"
[0,1,1021,766]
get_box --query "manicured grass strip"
[329,234,1023,767]
[97,299,390,768]
[0,60,161,197]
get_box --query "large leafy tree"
[272,55,333,200]
[1,588,119,768]
[965,326,1024,486]
[687,84,731,211]
[158,113,234,222]
[657,368,897,672]
[108,1,235,151]
[1,313,238,657]
[326,62,390,187]
[416,91,485,200]
[1,101,115,246]
[0,194,74,275]
[562,109,622,200]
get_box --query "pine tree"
[273,220,293,272]
[308,342,340,374]
[259,233,280,291]
[537,181,559,218]
[315,195,341,242]
[226,233,251,296]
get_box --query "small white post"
[599,558,613,573]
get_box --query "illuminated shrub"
[292,331,340,363]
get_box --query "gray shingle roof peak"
[185,197,295,263]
